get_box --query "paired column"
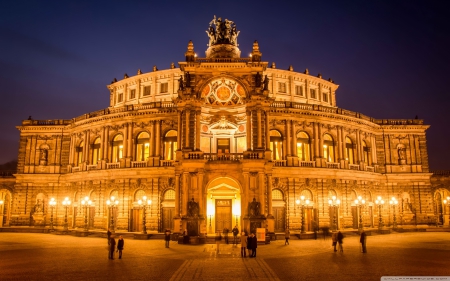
[246,111,252,150]
[257,109,262,148]
[195,110,201,151]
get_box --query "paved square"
[0,232,449,280]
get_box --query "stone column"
[356,129,361,163]
[69,134,74,165]
[195,110,201,151]
[127,122,133,159]
[313,123,319,159]
[265,110,270,150]
[175,174,180,216]
[257,109,262,148]
[150,121,155,157]
[291,121,297,157]
[123,124,128,158]
[259,172,265,215]
[246,111,252,150]
[198,172,204,217]
[286,120,291,156]
[267,174,273,216]
[185,110,190,148]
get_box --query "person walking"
[246,233,252,257]
[251,233,257,257]
[109,235,116,260]
[107,229,111,245]
[164,229,171,248]
[215,231,222,254]
[331,231,338,252]
[360,230,367,253]
[232,225,239,245]
[337,231,344,253]
[240,231,247,257]
[223,227,229,244]
[284,228,290,245]
[117,236,124,259]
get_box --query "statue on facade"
[248,198,261,217]
[33,199,43,213]
[255,72,262,88]
[207,15,240,46]
[178,75,184,91]
[398,147,405,160]
[263,75,269,90]
[185,72,191,88]
[187,198,199,217]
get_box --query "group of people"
[331,231,345,252]
[239,231,258,257]
[107,229,124,260]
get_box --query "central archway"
[206,177,242,235]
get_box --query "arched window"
[272,189,284,200]
[297,131,311,161]
[134,189,146,201]
[323,134,335,162]
[164,130,177,160]
[76,141,84,166]
[270,130,283,160]
[362,140,369,164]
[92,138,101,165]
[112,135,123,163]
[164,189,175,200]
[136,132,150,161]
[345,137,355,164]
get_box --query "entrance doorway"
[215,199,232,232]
[131,209,142,232]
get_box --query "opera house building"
[1,17,449,237]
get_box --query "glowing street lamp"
[375,196,385,230]
[81,196,92,231]
[328,196,340,231]
[355,196,365,231]
[296,196,310,234]
[137,196,152,234]
[106,196,119,234]
[49,198,56,231]
[389,197,398,229]
[62,197,71,231]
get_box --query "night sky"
[1,1,449,170]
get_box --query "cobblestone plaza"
[1,232,449,281]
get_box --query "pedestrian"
[223,227,229,244]
[107,229,111,245]
[240,231,247,257]
[164,229,171,248]
[246,233,252,257]
[337,231,344,253]
[331,231,338,252]
[360,230,367,253]
[251,233,257,257]
[109,235,116,260]
[183,229,189,244]
[117,235,124,259]
[284,228,290,245]
[232,225,239,245]
[215,231,222,254]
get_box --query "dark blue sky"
[1,1,449,170]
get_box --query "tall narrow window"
[345,137,355,164]
[295,85,304,96]
[130,89,136,99]
[323,92,328,102]
[323,134,335,162]
[143,86,151,96]
[310,88,317,99]
[270,130,283,160]
[362,140,369,165]
[112,135,123,163]
[160,83,168,93]
[297,131,311,161]
[136,132,150,161]
[278,82,286,93]
[92,138,101,165]
[76,141,84,166]
[164,130,178,160]
[117,93,123,103]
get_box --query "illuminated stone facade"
[3,17,449,234]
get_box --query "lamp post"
[328,196,340,231]
[375,196,385,230]
[137,196,152,234]
[49,198,56,231]
[81,196,92,231]
[106,196,119,234]
[296,195,310,234]
[389,197,398,229]
[62,197,71,231]
[354,196,365,231]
